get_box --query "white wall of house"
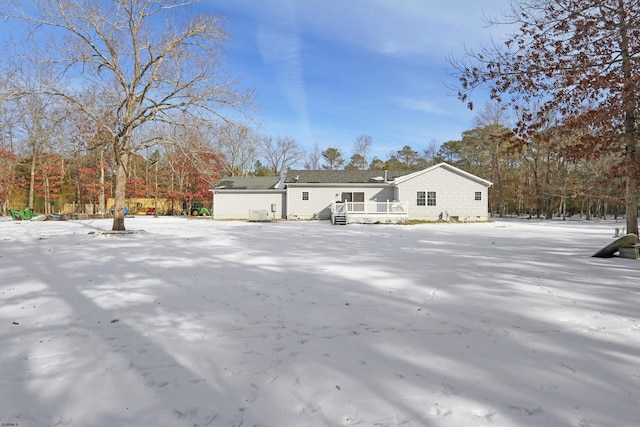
[286,184,394,219]
[212,191,286,220]
[211,164,491,222]
[395,166,491,221]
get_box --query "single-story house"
[211,162,493,224]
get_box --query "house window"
[302,191,309,201]
[341,192,364,203]
[427,191,436,206]
[417,191,426,206]
[475,191,482,201]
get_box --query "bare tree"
[353,134,372,166]
[0,68,19,215]
[473,102,518,218]
[261,136,304,175]
[422,139,441,165]
[452,0,640,235]
[2,0,251,230]
[11,66,68,211]
[305,141,322,170]
[212,123,260,177]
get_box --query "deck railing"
[331,201,408,217]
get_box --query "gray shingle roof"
[212,164,492,189]
[214,176,281,190]
[284,169,411,184]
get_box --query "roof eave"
[285,182,393,187]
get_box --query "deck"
[331,201,409,225]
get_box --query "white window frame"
[427,191,436,206]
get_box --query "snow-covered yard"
[0,216,638,427]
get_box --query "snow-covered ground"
[0,216,638,427]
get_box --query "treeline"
[0,114,225,216]
[0,107,625,220]
[437,124,625,220]
[291,125,624,220]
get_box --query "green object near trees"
[9,208,38,220]
[190,207,211,216]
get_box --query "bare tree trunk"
[29,154,36,209]
[493,147,505,218]
[626,173,638,235]
[99,148,105,216]
[112,146,129,231]
[76,180,81,215]
[154,161,158,217]
[545,198,553,220]
[113,161,127,230]
[44,176,50,215]
[618,2,639,235]
[544,151,553,219]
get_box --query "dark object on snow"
[592,234,640,258]
[45,214,65,221]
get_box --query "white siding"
[286,185,394,219]
[211,164,491,222]
[396,167,490,221]
[213,191,286,220]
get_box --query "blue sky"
[201,0,511,161]
[1,0,511,163]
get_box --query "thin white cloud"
[297,0,509,58]
[210,0,506,149]
[396,97,448,115]
[254,0,311,136]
